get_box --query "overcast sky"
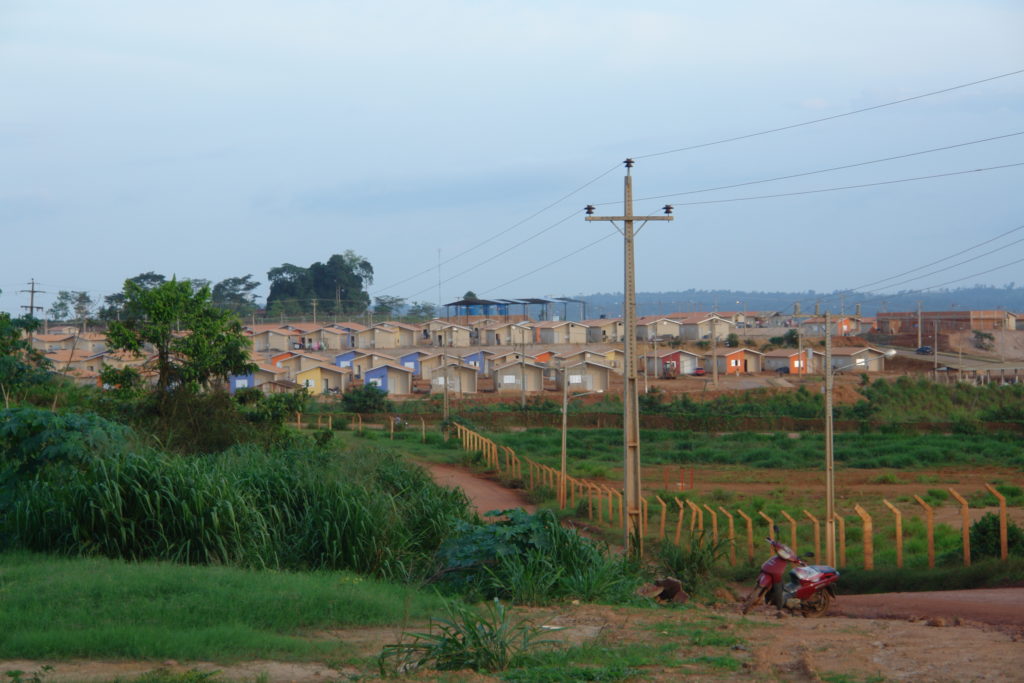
[2,1,1023,315]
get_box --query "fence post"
[780,510,798,553]
[587,483,595,521]
[947,488,971,566]
[420,417,426,443]
[737,509,754,562]
[641,497,649,539]
[914,495,935,569]
[718,506,736,565]
[687,499,703,532]
[295,411,302,429]
[802,510,821,561]
[984,484,1009,561]
[616,489,624,529]
[702,504,719,544]
[656,495,667,541]
[853,505,873,570]
[357,413,363,433]
[758,510,774,537]
[882,499,903,568]
[674,498,686,545]
[389,414,394,439]
[833,512,847,568]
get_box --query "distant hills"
[576,285,1024,319]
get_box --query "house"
[398,350,432,375]
[482,321,533,347]
[323,322,367,349]
[46,349,102,377]
[643,350,702,377]
[355,322,418,349]
[461,349,497,375]
[493,360,546,393]
[76,332,108,354]
[829,347,891,372]
[429,363,479,394]
[876,310,1017,334]
[250,327,301,352]
[673,313,734,341]
[430,323,473,347]
[558,361,613,392]
[363,363,414,395]
[296,364,351,395]
[30,334,76,353]
[762,348,815,375]
[580,318,624,343]
[352,352,399,379]
[229,362,287,394]
[275,353,330,381]
[334,350,366,369]
[706,348,764,375]
[635,316,684,341]
[799,316,856,337]
[532,320,588,345]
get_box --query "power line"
[615,131,1024,205]
[481,231,618,295]
[371,163,622,296]
[634,67,1024,159]
[666,162,1024,207]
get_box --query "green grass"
[0,552,450,661]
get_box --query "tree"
[48,291,74,321]
[374,295,406,318]
[266,251,374,316]
[407,301,437,320]
[72,291,94,323]
[212,274,261,313]
[98,272,167,321]
[463,291,479,301]
[106,278,255,393]
[0,298,51,402]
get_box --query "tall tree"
[212,274,261,313]
[374,295,406,318]
[106,278,254,392]
[266,251,374,316]
[48,291,74,321]
[407,301,438,320]
[98,272,167,321]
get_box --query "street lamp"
[824,310,896,566]
[560,367,601,509]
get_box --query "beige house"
[829,347,891,372]
[635,316,684,340]
[482,321,533,347]
[494,360,545,393]
[431,323,473,347]
[557,361,613,392]
[581,318,624,343]
[363,363,414,395]
[355,323,416,349]
[674,313,733,341]
[351,352,398,378]
[250,328,301,352]
[532,321,588,345]
[429,363,479,394]
[31,334,76,352]
[275,353,331,381]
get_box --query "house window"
[502,374,516,384]
[368,377,382,387]
[794,360,803,368]
[236,378,250,388]
[569,374,583,384]
[730,359,740,367]
[404,362,416,369]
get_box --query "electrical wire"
[370,163,622,296]
[609,131,1023,206]
[481,231,619,295]
[666,162,1024,207]
[634,68,1024,159]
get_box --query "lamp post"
[560,368,601,509]
[824,310,896,566]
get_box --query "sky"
[2,1,1023,316]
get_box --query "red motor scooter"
[741,532,839,617]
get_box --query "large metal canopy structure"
[442,296,586,321]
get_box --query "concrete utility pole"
[916,301,923,349]
[585,159,674,553]
[824,311,836,567]
[711,317,719,387]
[19,279,45,318]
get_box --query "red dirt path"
[420,461,536,515]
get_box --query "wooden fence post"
[948,488,971,567]
[674,498,686,545]
[802,510,821,561]
[914,495,935,569]
[984,484,1009,561]
[389,414,394,439]
[295,411,302,429]
[882,499,903,568]
[833,512,847,568]
[656,496,667,541]
[357,413,363,433]
[718,506,736,565]
[616,489,624,529]
[587,483,595,521]
[780,510,798,553]
[703,504,719,544]
[687,499,703,532]
[641,497,649,539]
[420,417,426,443]
[737,509,754,562]
[758,510,774,537]
[853,504,873,570]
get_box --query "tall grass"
[2,407,474,580]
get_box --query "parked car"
[692,367,706,376]
[916,346,933,355]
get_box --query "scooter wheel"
[800,590,832,618]
[741,585,767,615]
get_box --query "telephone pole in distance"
[586,158,674,553]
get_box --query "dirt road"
[838,587,1024,628]
[420,461,536,516]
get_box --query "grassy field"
[0,552,449,662]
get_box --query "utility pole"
[711,317,719,387]
[19,279,45,318]
[312,298,318,325]
[824,311,835,567]
[916,301,923,349]
[585,158,674,552]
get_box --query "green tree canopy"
[374,295,405,317]
[0,299,51,401]
[105,278,255,393]
[212,274,261,313]
[266,251,373,316]
[98,272,167,321]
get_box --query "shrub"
[341,385,393,413]
[654,532,728,597]
[970,513,1024,559]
